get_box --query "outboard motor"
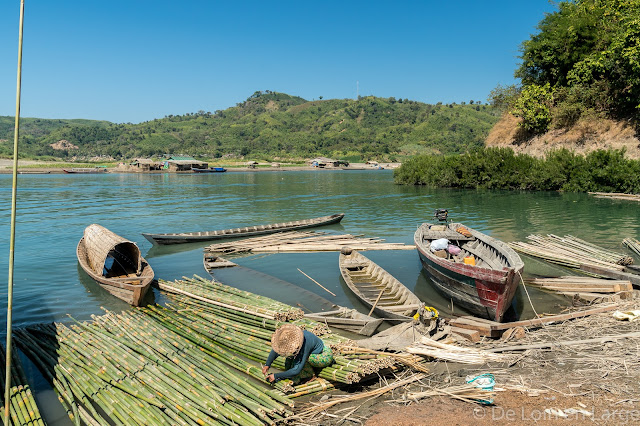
[434,209,449,222]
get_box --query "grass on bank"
[394,147,640,193]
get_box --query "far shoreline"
[0,160,400,174]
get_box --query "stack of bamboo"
[0,343,45,426]
[623,237,640,257]
[203,230,414,254]
[15,313,294,425]
[158,274,305,321]
[525,276,633,302]
[509,234,633,272]
[12,276,409,424]
[157,289,399,389]
[157,277,407,393]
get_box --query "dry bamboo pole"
[5,2,25,421]
[297,268,336,296]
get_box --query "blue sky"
[0,1,557,124]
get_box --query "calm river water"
[0,170,638,423]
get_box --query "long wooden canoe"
[77,224,154,306]
[339,248,422,322]
[142,213,345,245]
[305,307,384,336]
[414,222,524,322]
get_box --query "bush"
[394,147,640,193]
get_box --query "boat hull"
[414,223,522,322]
[143,213,345,245]
[339,249,422,323]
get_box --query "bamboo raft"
[12,277,429,424]
[525,276,634,302]
[623,237,640,257]
[589,192,640,202]
[339,248,422,321]
[204,230,414,255]
[142,213,345,245]
[509,234,640,286]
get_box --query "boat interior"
[420,223,511,270]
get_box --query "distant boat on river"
[193,167,226,173]
[414,210,523,322]
[63,167,108,174]
[142,213,345,245]
[77,224,154,306]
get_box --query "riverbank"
[0,159,401,174]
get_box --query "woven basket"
[83,224,141,277]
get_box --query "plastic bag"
[430,238,449,252]
[447,244,461,255]
[466,373,495,404]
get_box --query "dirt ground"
[365,391,640,425]
[297,301,640,425]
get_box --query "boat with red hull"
[414,220,523,322]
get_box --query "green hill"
[0,91,499,162]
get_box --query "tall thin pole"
[5,0,25,422]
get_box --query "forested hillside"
[0,91,498,161]
[490,0,640,137]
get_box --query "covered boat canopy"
[83,224,142,277]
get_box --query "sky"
[0,1,557,124]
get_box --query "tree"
[511,83,553,134]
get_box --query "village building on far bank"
[308,157,349,168]
[163,156,208,171]
[130,158,163,172]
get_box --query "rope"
[517,270,541,320]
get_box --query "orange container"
[463,256,476,266]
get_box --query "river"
[0,169,638,423]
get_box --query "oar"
[368,287,386,316]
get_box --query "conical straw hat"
[271,324,304,357]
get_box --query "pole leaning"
[5,0,25,422]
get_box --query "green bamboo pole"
[5,1,25,422]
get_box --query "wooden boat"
[305,307,384,336]
[203,253,238,272]
[193,167,226,173]
[414,221,524,322]
[142,213,345,245]
[77,224,154,306]
[339,248,422,322]
[63,167,108,174]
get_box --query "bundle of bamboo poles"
[407,383,496,403]
[509,234,633,271]
[14,312,294,425]
[589,192,640,202]
[0,342,45,426]
[203,230,414,255]
[158,292,398,389]
[158,275,305,321]
[10,276,411,424]
[623,237,640,257]
[525,276,633,302]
